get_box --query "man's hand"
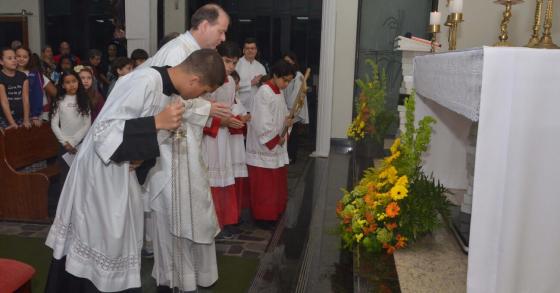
[210,102,232,120]
[155,100,185,130]
[129,160,143,171]
[240,114,251,123]
[279,135,286,146]
[251,74,263,86]
[5,123,18,130]
[227,117,244,129]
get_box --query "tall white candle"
[450,0,463,13]
[430,11,441,25]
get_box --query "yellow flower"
[395,175,408,187]
[390,138,401,154]
[389,185,408,200]
[355,233,364,242]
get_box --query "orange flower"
[368,224,378,233]
[385,222,397,230]
[365,212,374,223]
[382,243,396,254]
[364,194,375,206]
[336,201,344,215]
[395,234,407,249]
[345,226,352,232]
[385,202,400,218]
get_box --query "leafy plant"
[347,60,396,145]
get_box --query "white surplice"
[282,71,309,124]
[202,76,236,187]
[45,67,171,292]
[230,96,248,178]
[235,56,267,112]
[140,30,219,290]
[246,83,290,169]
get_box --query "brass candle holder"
[536,0,560,48]
[494,0,524,47]
[445,12,464,50]
[526,0,544,47]
[428,24,441,53]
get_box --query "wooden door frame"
[0,15,29,48]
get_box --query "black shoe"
[225,225,243,235]
[216,230,234,240]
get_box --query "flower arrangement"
[337,91,451,254]
[347,60,396,145]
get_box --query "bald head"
[189,4,230,49]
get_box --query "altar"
[413,47,560,293]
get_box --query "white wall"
[164,0,187,35]
[126,0,158,55]
[0,0,43,54]
[437,0,560,50]
[330,0,359,139]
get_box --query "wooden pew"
[0,124,60,222]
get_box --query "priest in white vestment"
[235,38,267,112]
[44,49,226,293]
[139,4,233,291]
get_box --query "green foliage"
[350,60,397,144]
[398,169,452,241]
[394,91,436,178]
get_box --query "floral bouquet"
[337,92,451,254]
[347,60,396,145]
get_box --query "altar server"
[246,59,295,225]
[202,41,244,237]
[44,49,225,293]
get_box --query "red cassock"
[247,165,288,221]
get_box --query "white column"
[311,0,337,158]
[125,0,158,56]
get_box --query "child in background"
[245,59,295,228]
[202,41,245,238]
[130,48,149,68]
[16,47,56,125]
[50,71,91,187]
[230,70,252,222]
[55,55,74,85]
[0,47,31,129]
[107,57,133,98]
[106,57,133,97]
[85,49,110,95]
[76,65,105,122]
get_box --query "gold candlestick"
[526,0,544,47]
[445,12,464,50]
[536,0,560,48]
[494,0,524,47]
[428,24,441,53]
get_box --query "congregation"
[1,3,309,293]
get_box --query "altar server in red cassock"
[202,41,244,237]
[245,59,295,223]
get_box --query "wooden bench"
[0,124,60,222]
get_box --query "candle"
[430,11,441,25]
[450,0,463,13]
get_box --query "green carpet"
[0,235,259,292]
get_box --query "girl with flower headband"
[75,65,105,122]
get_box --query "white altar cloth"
[414,47,560,293]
